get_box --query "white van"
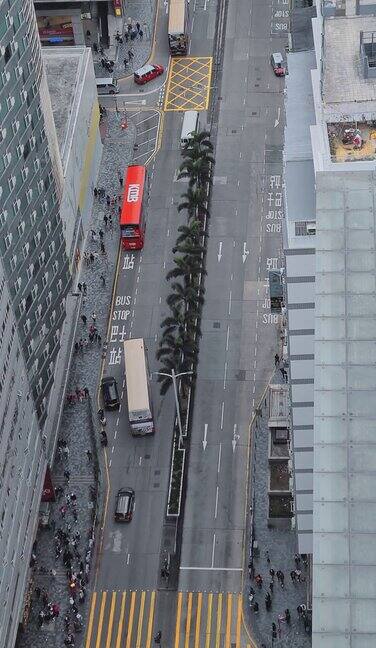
[180,111,199,148]
[96,78,119,95]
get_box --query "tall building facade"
[0,0,70,423]
[0,0,72,644]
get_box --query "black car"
[101,376,120,410]
[114,488,135,522]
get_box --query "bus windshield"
[119,165,147,250]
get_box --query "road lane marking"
[236,594,242,648]
[223,361,227,390]
[203,423,208,450]
[85,591,97,648]
[174,591,183,648]
[226,325,230,351]
[214,485,219,519]
[225,594,232,648]
[211,533,216,567]
[220,402,224,429]
[184,592,193,648]
[126,591,136,648]
[136,590,146,648]
[215,593,222,648]
[205,592,213,648]
[228,290,232,315]
[127,553,130,564]
[95,591,107,648]
[105,591,116,648]
[146,590,156,648]
[115,592,126,648]
[217,443,222,473]
[195,592,203,648]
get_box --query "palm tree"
[181,131,214,158]
[178,157,212,189]
[178,187,210,222]
[166,255,206,282]
[175,220,205,246]
[167,283,205,310]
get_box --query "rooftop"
[323,15,376,106]
[313,170,376,647]
[42,47,85,153]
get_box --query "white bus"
[123,338,154,436]
[180,110,199,148]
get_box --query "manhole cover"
[154,470,161,475]
[231,129,237,134]
[255,83,260,87]
[153,483,160,488]
[252,111,257,116]
[144,454,151,459]
[213,322,220,329]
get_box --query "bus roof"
[120,165,146,227]
[168,0,186,34]
[124,338,150,415]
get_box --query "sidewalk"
[16,113,136,648]
[93,0,157,80]
[244,373,312,648]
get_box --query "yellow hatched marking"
[115,592,126,648]
[225,594,232,648]
[136,590,146,648]
[194,592,203,648]
[105,591,116,648]
[174,591,183,648]
[85,591,97,648]
[126,591,137,648]
[95,591,107,648]
[215,593,223,648]
[184,592,193,648]
[236,594,242,648]
[146,590,156,648]
[164,57,213,111]
[205,592,213,648]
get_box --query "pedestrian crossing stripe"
[85,590,248,648]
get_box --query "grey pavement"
[244,373,311,648]
[16,113,136,648]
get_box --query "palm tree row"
[157,130,214,396]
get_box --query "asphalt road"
[86,0,285,643]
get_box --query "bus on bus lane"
[123,338,154,436]
[119,165,147,250]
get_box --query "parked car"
[270,52,285,76]
[101,376,120,410]
[114,488,135,522]
[134,64,164,85]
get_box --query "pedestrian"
[91,229,96,240]
[35,586,41,598]
[124,31,129,43]
[64,469,70,482]
[100,241,106,254]
[77,282,82,292]
[90,252,95,264]
[119,176,123,187]
[290,570,296,582]
[99,229,104,240]
[42,589,48,606]
[104,214,108,227]
[94,187,98,198]
[269,580,274,593]
[81,314,87,326]
[265,550,270,564]
[275,353,280,365]
[269,568,275,579]
[276,569,282,582]
[295,569,302,582]
[154,631,162,644]
[63,445,70,459]
[84,251,89,265]
[253,601,259,613]
[280,571,285,588]
[50,568,56,578]
[97,333,102,345]
[128,49,134,60]
[294,553,301,567]
[106,194,111,206]
[100,274,106,286]
[74,341,79,353]
[255,574,263,588]
[139,29,143,40]
[79,338,84,352]
[272,622,277,640]
[285,608,291,623]
[92,312,97,323]
[136,22,140,32]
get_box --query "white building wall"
[0,262,45,647]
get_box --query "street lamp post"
[154,368,193,447]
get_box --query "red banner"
[41,465,55,502]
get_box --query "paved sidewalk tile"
[244,374,311,648]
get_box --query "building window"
[37,180,43,195]
[4,43,12,64]
[13,199,20,215]
[46,291,52,308]
[8,176,15,192]
[34,231,41,246]
[3,152,11,168]
[23,140,30,160]
[17,221,25,238]
[4,233,12,249]
[27,343,33,359]
[45,221,51,236]
[35,379,42,396]
[19,299,26,316]
[22,242,30,259]
[54,329,60,345]
[6,95,15,111]
[41,200,47,216]
[39,251,45,265]
[57,278,62,293]
[23,319,30,335]
[31,284,38,301]
[42,272,48,288]
[30,210,36,226]
[43,344,49,361]
[21,166,28,182]
[33,158,39,172]
[48,241,55,256]
[10,255,17,271]
[26,264,34,281]
[35,304,42,322]
[13,277,21,294]
[50,310,56,326]
[47,362,54,379]
[0,210,7,227]
[11,120,19,136]
[24,114,31,128]
[26,188,33,205]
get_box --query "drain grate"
[213,322,220,329]
[154,470,161,476]
[144,454,151,459]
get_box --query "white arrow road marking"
[203,423,208,450]
[232,423,240,453]
[217,241,223,262]
[274,106,281,128]
[242,243,250,263]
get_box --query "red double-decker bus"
[120,165,147,250]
